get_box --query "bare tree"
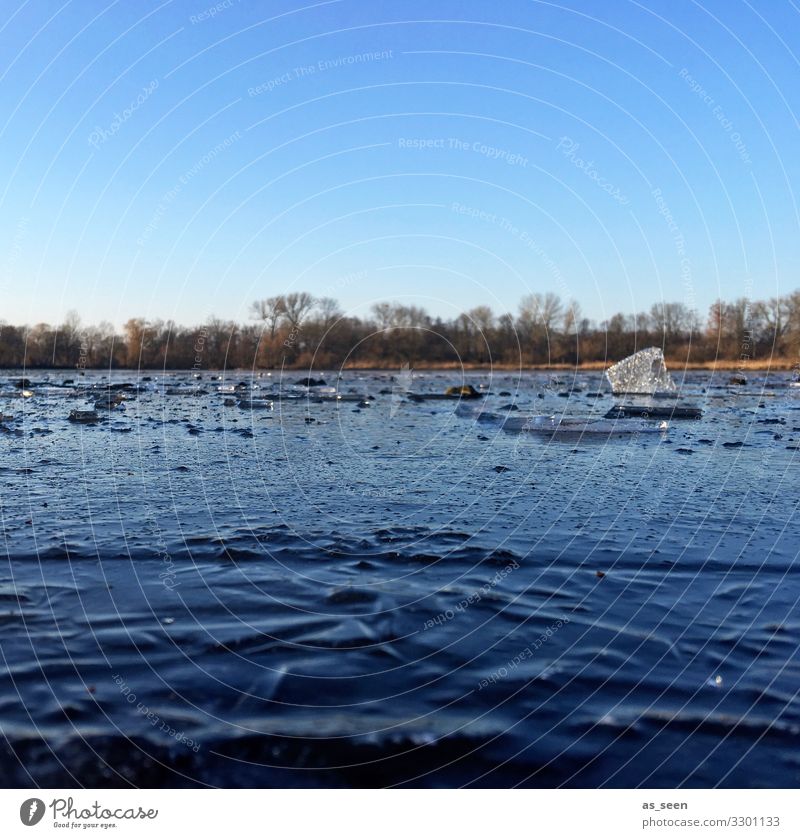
[6,288,800,369]
[751,296,788,352]
[282,292,316,329]
[316,297,342,330]
[468,305,494,335]
[371,302,393,331]
[250,296,286,339]
[519,293,563,332]
[706,298,750,357]
[650,301,693,345]
[562,300,582,336]
[518,293,563,361]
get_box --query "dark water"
[1,369,799,787]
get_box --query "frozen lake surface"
[1,369,798,787]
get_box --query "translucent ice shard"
[605,347,676,395]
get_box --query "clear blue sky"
[0,0,798,328]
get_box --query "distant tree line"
[2,290,799,370]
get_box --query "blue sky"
[0,0,798,328]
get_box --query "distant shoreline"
[5,288,800,373]
[5,358,797,374]
[338,359,799,372]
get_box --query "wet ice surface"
[1,369,799,787]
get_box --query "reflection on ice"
[502,414,668,436]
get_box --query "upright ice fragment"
[605,347,676,395]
